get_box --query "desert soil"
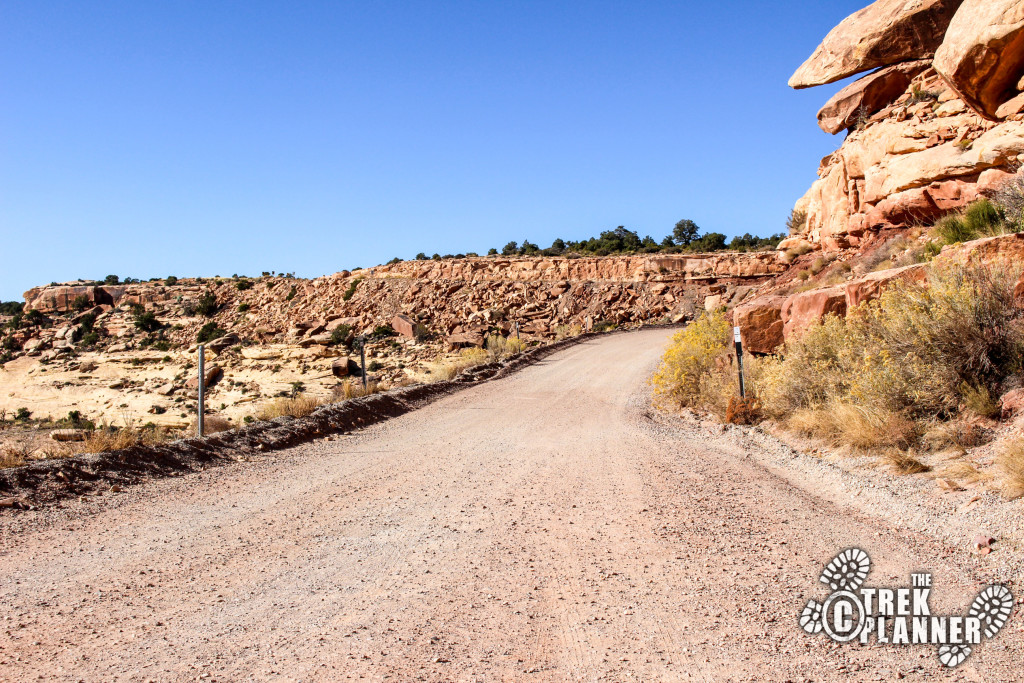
[0,328,1020,682]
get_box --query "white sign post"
[733,326,746,399]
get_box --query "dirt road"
[1,329,1020,681]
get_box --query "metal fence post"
[359,335,367,390]
[733,326,746,399]
[197,344,205,436]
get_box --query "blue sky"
[1,1,865,301]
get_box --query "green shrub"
[15,407,31,421]
[133,309,161,332]
[933,199,1007,246]
[71,295,91,312]
[372,324,396,338]
[72,312,97,343]
[238,303,250,312]
[165,275,178,286]
[235,279,253,291]
[285,285,297,301]
[329,324,352,347]
[342,279,362,301]
[193,291,219,317]
[24,309,45,327]
[197,322,227,343]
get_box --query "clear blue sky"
[1,1,865,301]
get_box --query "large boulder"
[845,264,928,308]
[790,0,964,89]
[205,334,239,354]
[447,332,484,349]
[391,314,418,339]
[934,0,1024,120]
[818,61,931,134]
[781,286,848,341]
[331,357,350,378]
[733,295,786,354]
[186,365,223,390]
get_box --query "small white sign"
[733,326,741,343]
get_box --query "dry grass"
[186,415,234,435]
[961,383,1000,419]
[331,379,382,401]
[1,444,33,469]
[435,348,489,380]
[809,256,830,275]
[939,459,986,484]
[485,334,525,361]
[80,424,174,454]
[996,439,1024,499]
[429,335,526,382]
[780,242,813,265]
[880,449,931,475]
[255,395,327,420]
[923,419,989,451]
[554,324,583,341]
[785,403,919,450]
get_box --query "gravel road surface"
[1,328,1020,681]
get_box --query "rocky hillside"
[1,252,784,431]
[787,0,1024,252]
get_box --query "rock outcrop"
[934,0,1024,120]
[732,296,786,354]
[789,0,1024,252]
[736,232,1024,349]
[789,0,964,89]
[817,61,931,134]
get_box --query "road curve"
[0,328,1020,681]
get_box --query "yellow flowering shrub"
[651,310,734,414]
[759,261,1024,429]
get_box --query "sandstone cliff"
[789,0,1024,252]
